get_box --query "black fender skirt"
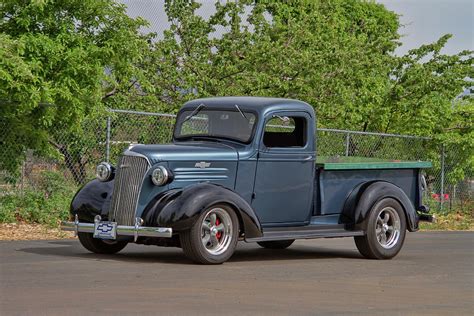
[141,183,263,239]
[342,181,419,232]
[70,179,114,223]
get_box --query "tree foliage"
[0,0,150,179]
[1,0,472,183]
[142,0,472,178]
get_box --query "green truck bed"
[316,156,432,170]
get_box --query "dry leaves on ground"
[0,223,75,240]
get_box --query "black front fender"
[70,179,114,223]
[343,181,419,232]
[141,183,263,239]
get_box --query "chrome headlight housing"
[151,166,171,186]
[96,162,114,182]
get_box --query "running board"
[246,226,365,242]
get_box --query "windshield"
[174,108,257,143]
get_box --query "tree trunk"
[49,140,87,185]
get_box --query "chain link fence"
[1,109,472,212]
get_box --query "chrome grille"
[109,155,149,225]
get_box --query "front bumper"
[60,215,173,241]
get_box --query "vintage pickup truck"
[61,97,433,264]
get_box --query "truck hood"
[129,142,238,164]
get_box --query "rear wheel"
[257,240,294,249]
[354,198,406,259]
[181,204,239,264]
[78,232,128,254]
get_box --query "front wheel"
[180,204,239,264]
[78,232,128,254]
[354,198,407,259]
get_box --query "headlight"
[151,166,170,186]
[96,162,114,182]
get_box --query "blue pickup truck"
[62,97,433,264]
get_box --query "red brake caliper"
[215,218,222,240]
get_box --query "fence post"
[440,144,445,212]
[106,116,111,163]
[20,160,25,194]
[345,132,350,156]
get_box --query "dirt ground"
[0,223,75,241]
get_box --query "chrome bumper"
[60,215,172,241]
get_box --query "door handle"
[304,156,313,161]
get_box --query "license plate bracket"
[93,221,117,240]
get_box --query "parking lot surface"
[1,232,473,315]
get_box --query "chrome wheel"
[201,207,233,256]
[181,204,239,264]
[375,206,401,249]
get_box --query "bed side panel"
[316,168,417,215]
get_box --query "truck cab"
[62,97,433,264]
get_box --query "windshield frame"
[173,107,259,144]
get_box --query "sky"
[378,0,473,55]
[123,0,474,56]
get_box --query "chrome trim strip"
[61,221,173,238]
[174,177,228,182]
[173,167,228,172]
[173,167,229,182]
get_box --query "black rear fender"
[342,181,419,232]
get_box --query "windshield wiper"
[182,103,205,124]
[234,104,248,122]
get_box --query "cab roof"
[181,96,315,118]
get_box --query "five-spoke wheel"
[375,206,401,249]
[181,204,239,264]
[201,208,234,256]
[354,198,406,259]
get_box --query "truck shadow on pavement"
[18,240,362,265]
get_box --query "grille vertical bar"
[109,155,149,226]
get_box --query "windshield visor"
[174,109,257,143]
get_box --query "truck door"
[252,112,314,225]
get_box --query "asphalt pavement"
[1,232,473,315]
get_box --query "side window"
[263,115,307,148]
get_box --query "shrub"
[0,171,78,227]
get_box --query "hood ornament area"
[195,161,211,169]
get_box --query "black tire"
[354,198,407,259]
[181,204,239,264]
[257,240,295,249]
[78,232,128,254]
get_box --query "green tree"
[1,0,472,186]
[0,0,151,182]
[141,0,472,180]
